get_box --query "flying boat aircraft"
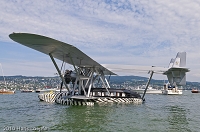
[9,33,189,106]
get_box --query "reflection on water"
[165,105,191,132]
[49,103,150,132]
[50,104,130,131]
[51,106,108,131]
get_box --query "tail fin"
[173,52,186,67]
[164,52,189,86]
[168,58,175,68]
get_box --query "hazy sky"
[0,0,200,82]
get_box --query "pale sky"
[0,0,200,82]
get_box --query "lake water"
[0,91,199,132]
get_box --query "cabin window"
[116,92,122,97]
[116,92,119,96]
[98,92,101,96]
[105,92,109,96]
[95,92,98,96]
[111,92,116,96]
[122,93,125,97]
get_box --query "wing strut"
[49,53,70,92]
[86,69,94,97]
[99,71,111,96]
[142,71,154,101]
[69,54,78,74]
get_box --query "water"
[0,91,200,132]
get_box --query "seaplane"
[9,33,189,105]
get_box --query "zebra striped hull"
[56,97,143,106]
[38,92,143,106]
[38,92,68,103]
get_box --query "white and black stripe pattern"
[38,92,143,105]
[55,97,142,105]
[55,98,95,106]
[95,97,143,104]
[38,92,95,106]
[38,92,68,103]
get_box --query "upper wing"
[9,33,116,75]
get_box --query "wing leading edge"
[9,33,116,75]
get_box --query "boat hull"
[0,90,15,94]
[38,91,143,106]
[162,89,182,95]
[21,90,34,93]
[132,89,162,94]
[191,89,200,93]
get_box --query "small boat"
[0,63,15,94]
[191,89,200,93]
[0,89,15,94]
[0,64,15,94]
[162,83,182,95]
[21,89,34,93]
[132,86,162,94]
[35,90,41,93]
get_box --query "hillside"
[0,75,199,90]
